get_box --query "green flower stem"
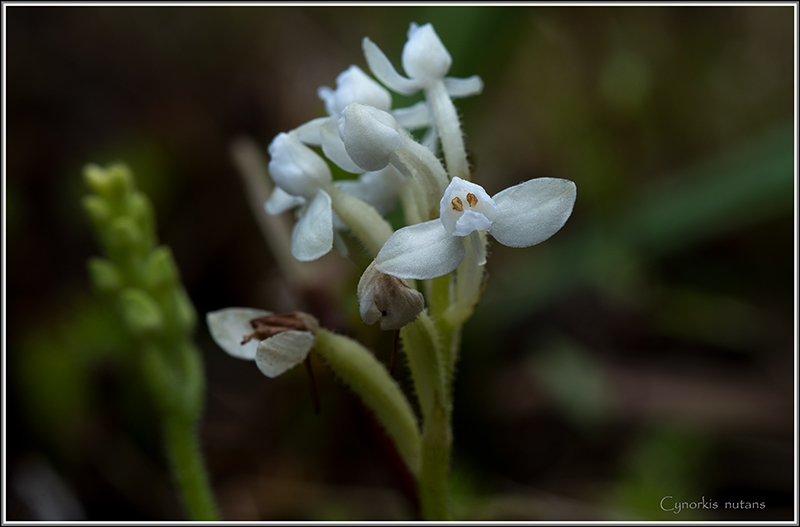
[326,184,394,257]
[400,313,452,520]
[164,418,220,521]
[419,391,452,520]
[314,328,421,476]
[425,80,468,181]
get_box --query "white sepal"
[268,133,331,199]
[402,23,452,83]
[264,186,305,215]
[338,102,404,172]
[392,100,432,130]
[375,219,466,280]
[490,178,577,248]
[290,117,327,146]
[291,189,333,261]
[206,307,272,360]
[255,330,315,378]
[362,37,422,95]
[444,75,484,98]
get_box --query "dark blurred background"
[5,5,796,521]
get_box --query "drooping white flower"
[265,133,334,262]
[375,177,577,280]
[206,308,318,378]
[363,22,484,96]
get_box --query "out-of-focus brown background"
[5,5,796,521]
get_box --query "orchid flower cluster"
[208,23,576,520]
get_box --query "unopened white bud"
[402,23,452,83]
[318,65,392,117]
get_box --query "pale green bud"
[82,195,112,228]
[173,288,197,333]
[88,258,122,294]
[145,246,178,292]
[83,163,133,204]
[126,192,156,248]
[108,217,143,251]
[118,287,163,336]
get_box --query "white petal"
[402,23,452,82]
[444,75,484,98]
[392,100,431,130]
[291,190,333,261]
[338,103,403,172]
[265,186,305,215]
[268,133,331,199]
[362,37,422,95]
[255,330,314,378]
[320,118,365,174]
[490,178,577,248]
[290,117,327,146]
[206,307,272,360]
[319,65,392,116]
[375,219,466,280]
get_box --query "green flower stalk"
[82,163,219,521]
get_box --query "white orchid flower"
[206,308,318,378]
[363,22,483,97]
[265,132,397,260]
[374,177,577,280]
[264,132,335,262]
[291,65,431,174]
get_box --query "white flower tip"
[402,23,452,82]
[319,65,392,117]
[338,102,403,172]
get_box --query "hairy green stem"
[314,328,421,475]
[164,418,220,521]
[425,81,468,181]
[400,314,452,520]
